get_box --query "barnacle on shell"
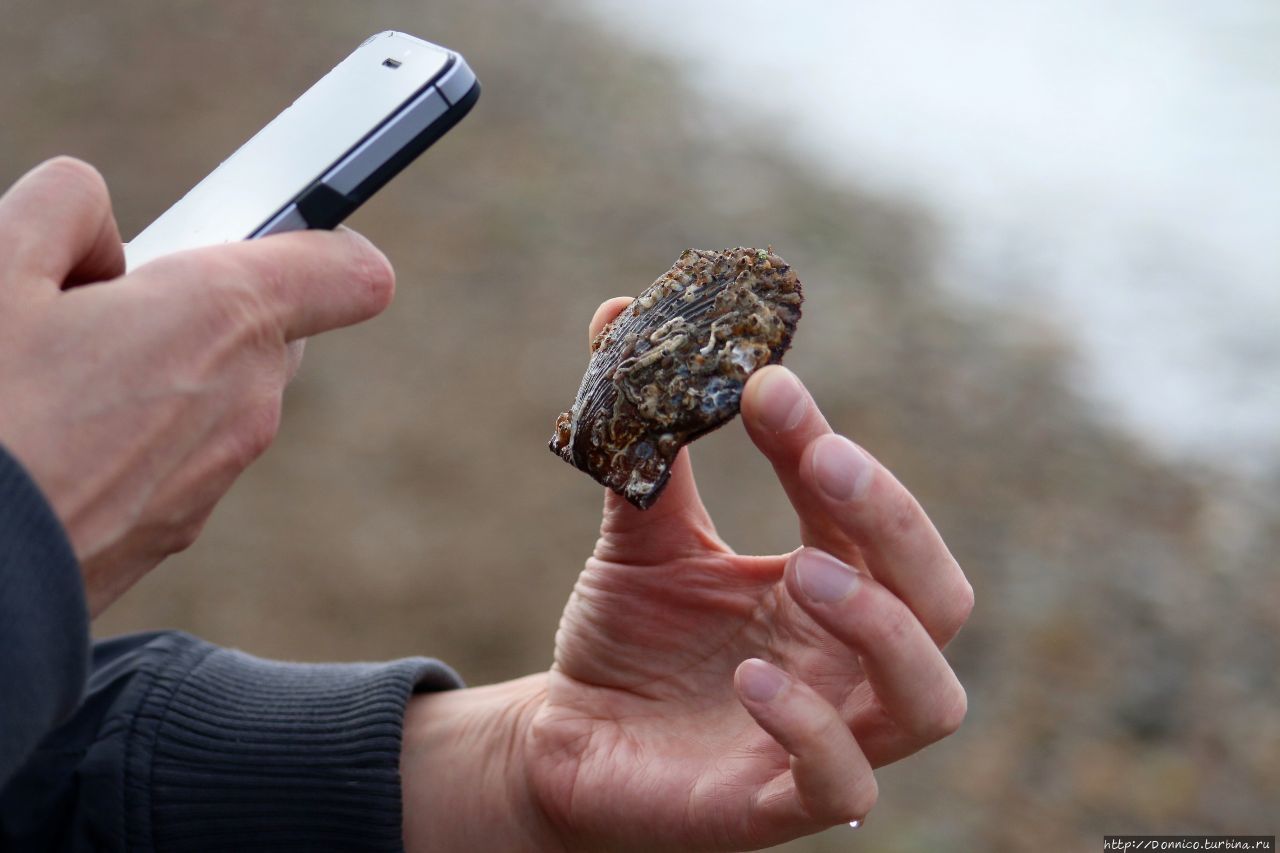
[550,247,803,509]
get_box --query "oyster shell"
[550,247,803,509]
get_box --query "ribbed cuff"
[0,444,88,786]
[121,636,462,852]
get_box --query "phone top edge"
[316,55,470,193]
[251,36,470,233]
[336,68,480,206]
[248,52,459,234]
[362,31,426,46]
[255,58,478,237]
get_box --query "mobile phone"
[124,31,479,270]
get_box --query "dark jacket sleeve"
[0,444,90,788]
[2,633,464,853]
[0,447,465,852]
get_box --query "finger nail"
[811,435,873,503]
[754,367,807,432]
[795,548,860,603]
[738,658,788,703]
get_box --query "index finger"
[741,365,973,645]
[0,157,125,290]
[128,226,395,341]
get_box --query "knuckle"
[876,484,923,546]
[850,775,879,823]
[951,577,976,630]
[820,774,877,827]
[37,156,112,221]
[231,399,283,467]
[41,155,108,195]
[809,710,851,753]
[165,516,207,555]
[927,683,969,741]
[871,596,917,650]
[249,399,283,456]
[933,574,975,643]
[143,508,210,557]
[284,338,307,380]
[204,258,280,342]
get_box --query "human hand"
[401,297,973,852]
[0,157,395,616]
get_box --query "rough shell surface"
[550,247,803,509]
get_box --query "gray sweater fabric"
[0,445,464,851]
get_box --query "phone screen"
[125,33,453,269]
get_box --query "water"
[583,0,1280,478]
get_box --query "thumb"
[584,297,728,563]
[131,226,395,342]
[595,447,730,563]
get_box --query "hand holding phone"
[0,154,397,614]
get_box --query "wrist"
[400,672,557,852]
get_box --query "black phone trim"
[262,73,481,233]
